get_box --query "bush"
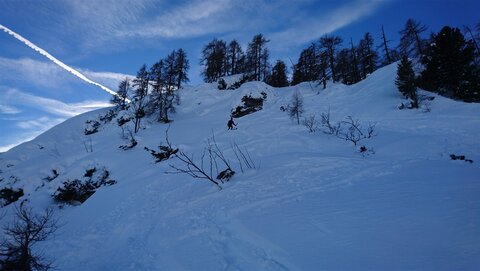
[228,74,254,90]
[53,167,116,204]
[231,93,266,118]
[99,109,117,123]
[144,146,179,163]
[0,187,24,207]
[53,179,95,204]
[117,115,132,126]
[43,169,59,182]
[84,120,101,135]
[217,78,227,90]
[321,111,376,146]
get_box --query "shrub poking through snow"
[98,109,117,123]
[450,154,474,163]
[321,111,376,146]
[231,93,267,118]
[117,115,132,127]
[217,78,227,90]
[43,169,59,182]
[84,120,101,135]
[303,114,318,133]
[119,127,138,150]
[216,168,235,182]
[167,132,239,190]
[0,187,24,207]
[144,146,179,163]
[53,167,116,204]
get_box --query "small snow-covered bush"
[53,167,116,204]
[117,115,132,126]
[145,146,178,163]
[231,93,266,118]
[450,154,474,163]
[84,120,101,135]
[217,78,227,90]
[43,169,59,182]
[99,109,117,123]
[0,187,24,207]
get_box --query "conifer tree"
[246,34,270,81]
[111,78,130,109]
[201,39,227,82]
[399,19,427,58]
[358,32,378,79]
[292,45,319,85]
[150,59,167,122]
[320,35,342,82]
[226,40,245,75]
[395,55,418,108]
[268,60,289,87]
[175,49,190,89]
[420,26,478,101]
[132,64,149,132]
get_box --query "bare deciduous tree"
[320,111,376,146]
[289,91,304,125]
[302,114,318,133]
[0,205,58,271]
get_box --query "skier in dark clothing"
[227,117,237,130]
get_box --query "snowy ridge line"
[0,23,120,98]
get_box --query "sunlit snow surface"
[1,64,479,270]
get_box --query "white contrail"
[0,24,119,97]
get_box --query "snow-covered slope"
[1,63,479,270]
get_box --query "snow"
[1,63,479,270]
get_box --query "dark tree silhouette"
[0,205,58,271]
[399,18,427,58]
[396,55,418,108]
[420,26,478,101]
[380,25,393,65]
[268,60,289,87]
[174,49,190,89]
[201,39,227,82]
[320,35,342,82]
[246,34,270,81]
[358,32,378,79]
[226,40,245,75]
[111,78,130,110]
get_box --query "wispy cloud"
[269,0,391,48]
[0,24,118,96]
[0,119,64,153]
[0,57,132,92]
[0,88,111,152]
[2,88,111,118]
[16,116,64,130]
[0,104,21,114]
[120,0,233,38]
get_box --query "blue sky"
[1,0,479,152]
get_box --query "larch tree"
[320,35,342,82]
[399,18,427,58]
[268,60,289,87]
[246,34,270,81]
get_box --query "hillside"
[1,63,479,270]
